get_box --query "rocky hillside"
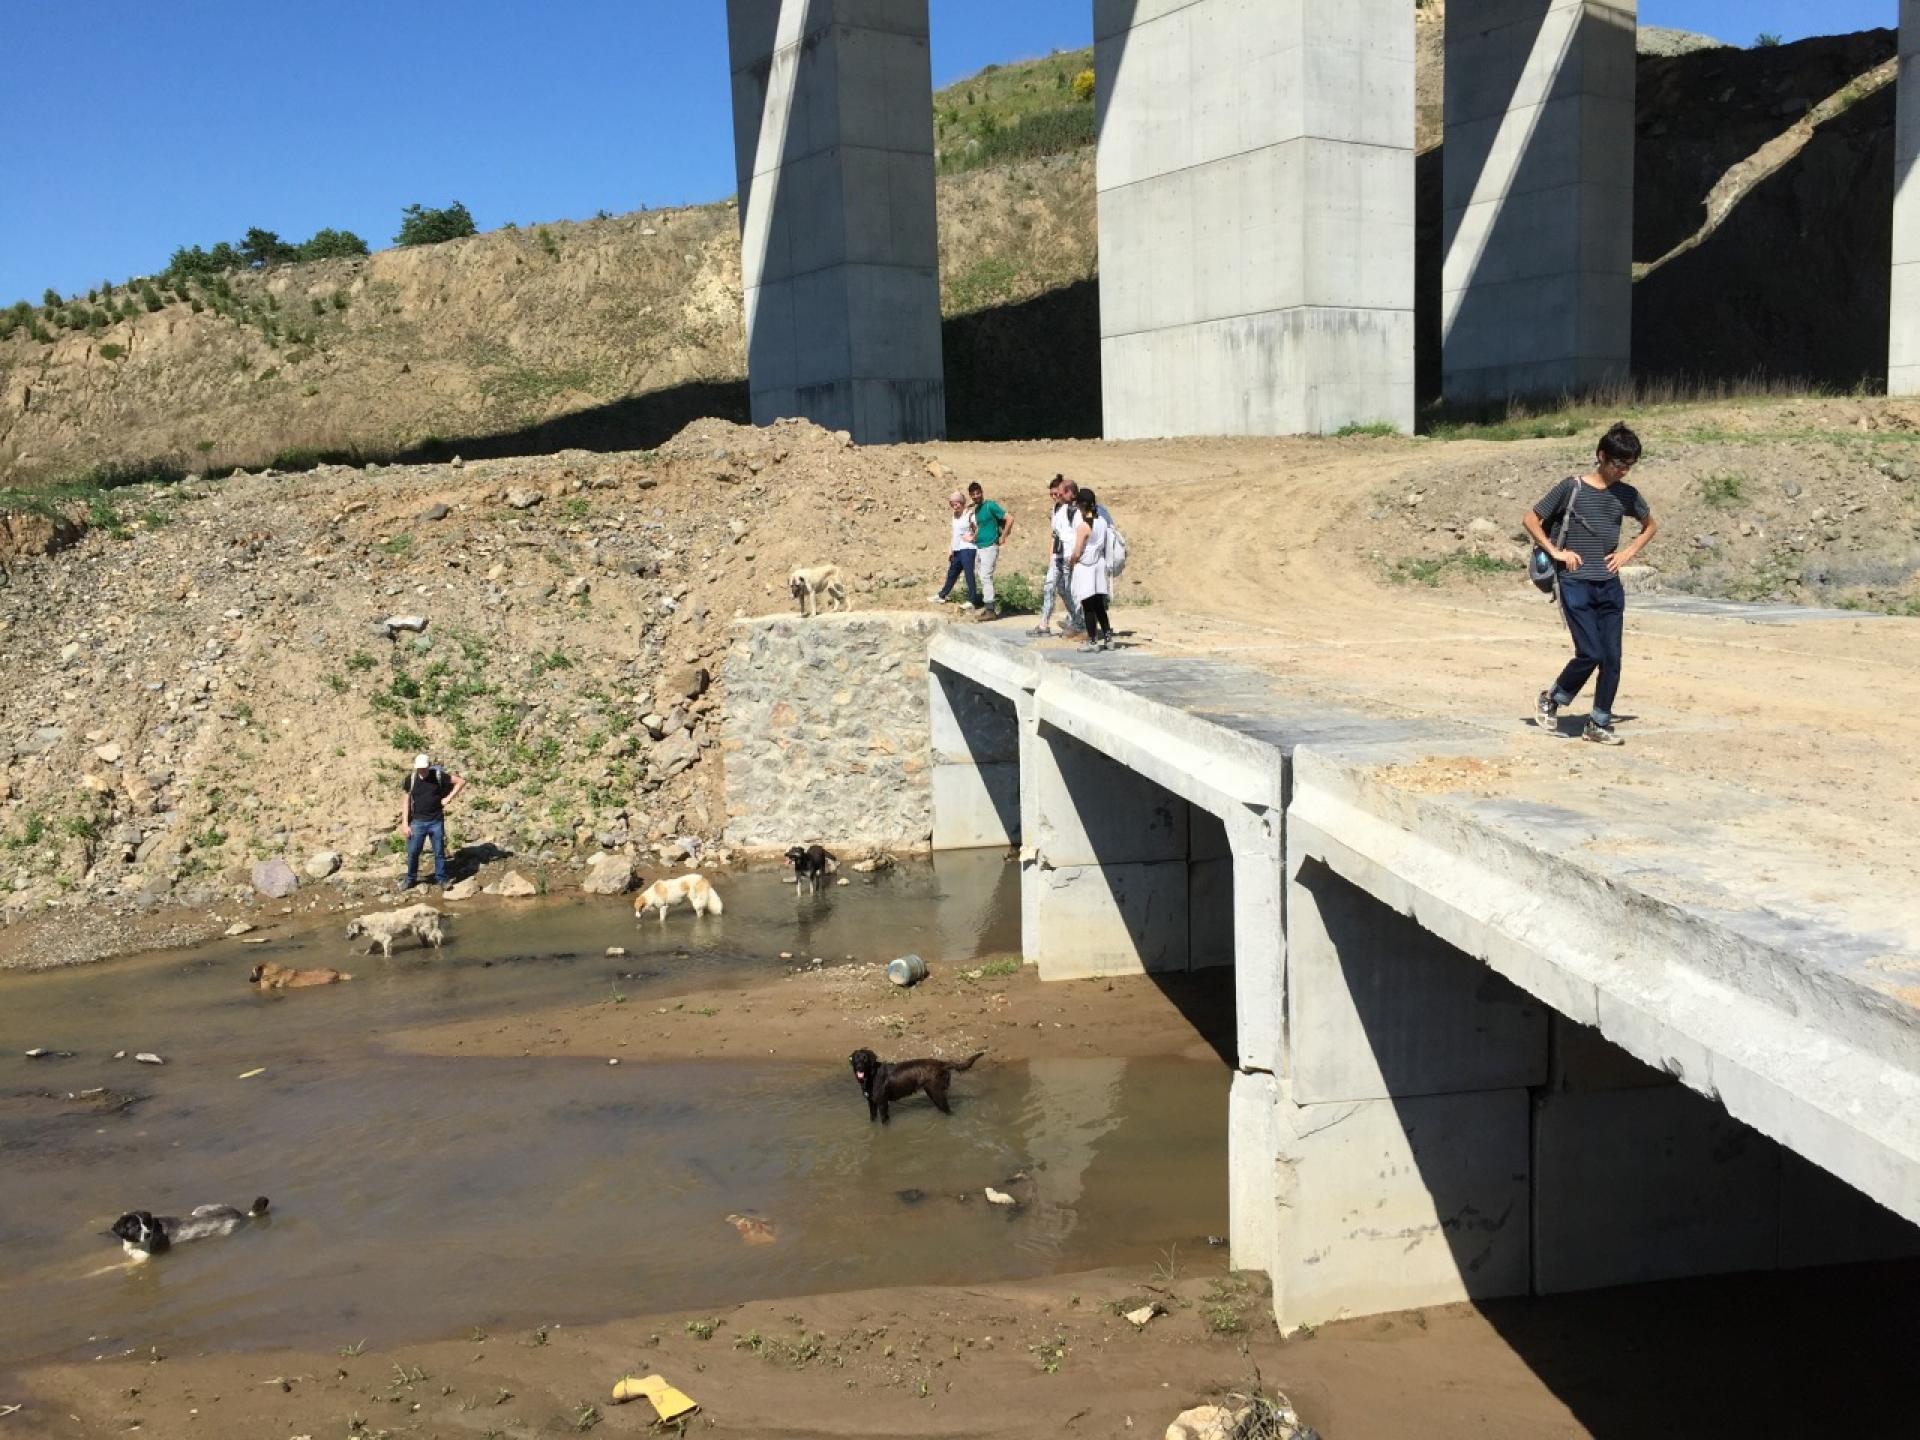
[0,18,1899,481]
[0,418,972,938]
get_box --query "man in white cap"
[399,752,465,891]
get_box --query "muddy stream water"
[0,855,1227,1370]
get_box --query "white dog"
[633,874,725,922]
[345,903,446,957]
[789,565,849,618]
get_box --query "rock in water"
[483,870,538,898]
[442,877,480,901]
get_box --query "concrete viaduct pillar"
[1442,0,1636,403]
[724,0,946,443]
[1893,2,1920,395]
[1092,0,1417,437]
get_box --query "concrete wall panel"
[1532,1085,1781,1294]
[1034,725,1189,868]
[1271,1085,1533,1329]
[931,762,1020,851]
[1288,859,1549,1103]
[1033,860,1190,979]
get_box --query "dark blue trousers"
[405,819,448,886]
[938,549,982,607]
[1552,575,1626,726]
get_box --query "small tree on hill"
[395,201,477,247]
[241,228,299,268]
[298,228,371,261]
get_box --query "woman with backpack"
[1068,488,1115,652]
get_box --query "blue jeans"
[405,819,448,886]
[939,549,982,607]
[1552,575,1626,726]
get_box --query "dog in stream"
[785,843,837,895]
[110,1198,270,1259]
[633,873,725,921]
[249,961,352,988]
[847,1048,986,1123]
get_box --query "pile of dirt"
[0,418,972,936]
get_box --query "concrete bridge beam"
[725,0,946,443]
[1094,0,1416,437]
[1443,0,1636,403]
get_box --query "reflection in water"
[0,855,1228,1368]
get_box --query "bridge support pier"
[1892,1,1920,395]
[725,0,946,442]
[1094,0,1416,436]
[1443,0,1636,402]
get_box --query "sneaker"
[928,593,947,605]
[1027,625,1051,637]
[397,878,417,892]
[1097,638,1112,652]
[1536,690,1559,726]
[1079,640,1102,654]
[1582,720,1624,746]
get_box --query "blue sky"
[0,0,1897,306]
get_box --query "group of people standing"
[931,474,1119,653]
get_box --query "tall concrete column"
[1442,1,1636,403]
[725,0,946,442]
[1892,2,1920,395]
[1094,0,1416,437]
[928,663,1022,850]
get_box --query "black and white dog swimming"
[785,844,837,895]
[111,1197,270,1258]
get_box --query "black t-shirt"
[1532,476,1650,576]
[405,768,453,822]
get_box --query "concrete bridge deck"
[927,624,1920,1329]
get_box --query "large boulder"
[442,877,480,901]
[250,858,299,899]
[482,870,538,898]
[649,731,700,782]
[0,509,85,562]
[581,852,636,895]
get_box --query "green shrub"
[1334,420,1399,438]
[296,227,370,260]
[42,287,60,308]
[395,201,477,247]
[1700,472,1748,508]
[331,288,350,310]
[390,723,429,753]
[97,342,125,360]
[1071,68,1095,102]
[1754,32,1782,47]
[536,224,560,259]
[993,571,1039,613]
[948,256,1020,312]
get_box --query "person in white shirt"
[930,490,984,609]
[1068,488,1114,652]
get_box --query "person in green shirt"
[966,481,1013,617]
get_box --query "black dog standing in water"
[848,1048,985,1123]
[785,844,836,894]
[111,1197,270,1257]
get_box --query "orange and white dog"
[633,873,725,922]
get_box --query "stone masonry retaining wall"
[722,613,946,849]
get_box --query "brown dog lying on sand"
[249,962,352,989]
[848,1047,985,1123]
